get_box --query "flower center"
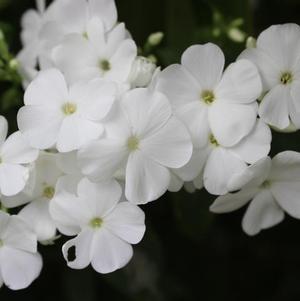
[43,186,55,199]
[62,102,77,115]
[201,90,215,105]
[280,72,293,85]
[127,136,139,151]
[0,239,3,248]
[209,134,219,147]
[99,59,111,72]
[89,217,103,229]
[261,180,271,189]
[83,31,88,39]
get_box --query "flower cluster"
[1,0,300,291]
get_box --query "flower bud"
[128,56,157,88]
[147,32,164,46]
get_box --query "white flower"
[78,88,193,204]
[56,151,82,176]
[0,116,38,196]
[0,211,42,290]
[18,0,118,86]
[128,56,157,88]
[17,68,117,152]
[52,18,137,85]
[2,152,64,242]
[52,0,118,36]
[173,119,271,195]
[239,23,300,130]
[17,0,62,85]
[210,151,300,235]
[50,177,145,274]
[157,43,262,148]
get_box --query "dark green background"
[1,0,300,300]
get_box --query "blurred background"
[1,0,300,300]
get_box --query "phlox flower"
[210,151,300,235]
[53,18,137,85]
[156,43,262,148]
[18,0,118,86]
[173,119,271,195]
[2,152,64,242]
[0,211,42,290]
[239,23,300,130]
[17,68,117,152]
[78,88,193,204]
[0,116,38,196]
[50,177,145,273]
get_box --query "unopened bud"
[246,36,257,49]
[128,56,157,88]
[228,28,246,43]
[148,32,164,47]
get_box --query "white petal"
[168,172,184,192]
[78,139,128,182]
[121,88,172,137]
[242,189,284,236]
[34,151,63,186]
[77,177,122,217]
[256,24,300,70]
[193,172,204,190]
[1,165,36,208]
[54,0,87,34]
[270,151,300,181]
[50,191,89,236]
[88,0,117,31]
[173,147,210,182]
[62,229,94,270]
[125,151,170,204]
[141,117,192,169]
[238,48,281,91]
[105,23,127,55]
[210,189,256,213]
[271,182,300,219]
[181,43,224,89]
[109,39,137,83]
[156,64,200,108]
[56,151,81,175]
[24,68,68,106]
[216,59,262,104]
[52,35,95,84]
[0,164,28,196]
[0,248,42,290]
[55,174,81,195]
[104,202,145,244]
[0,272,3,289]
[72,79,117,121]
[17,105,62,150]
[85,18,106,53]
[56,116,103,153]
[289,81,300,112]
[0,211,9,237]
[175,101,210,148]
[91,228,133,274]
[208,101,257,147]
[20,9,40,45]
[259,85,290,129]
[0,116,8,146]
[2,215,37,252]
[230,119,271,164]
[204,147,248,195]
[19,200,56,242]
[1,131,38,164]
[228,156,271,192]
